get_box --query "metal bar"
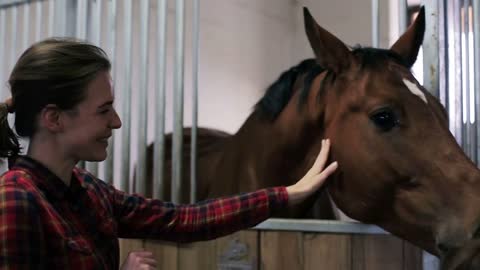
[22,3,29,51]
[449,0,463,145]
[153,0,167,200]
[47,0,54,36]
[120,0,133,193]
[75,0,86,172]
[474,0,480,164]
[254,219,388,234]
[85,0,103,176]
[190,0,199,203]
[398,0,408,34]
[422,0,440,98]
[92,0,101,45]
[135,0,149,195]
[437,0,448,109]
[53,0,66,37]
[172,0,185,203]
[457,0,467,151]
[0,9,6,98]
[34,0,41,42]
[105,0,117,184]
[464,0,473,159]
[371,0,379,47]
[76,0,87,40]
[10,6,18,74]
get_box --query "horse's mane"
[254,47,408,121]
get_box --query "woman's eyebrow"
[98,100,114,108]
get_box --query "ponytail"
[0,101,20,158]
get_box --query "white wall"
[0,0,398,185]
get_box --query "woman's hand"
[286,139,338,206]
[120,250,158,270]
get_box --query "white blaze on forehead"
[402,78,428,104]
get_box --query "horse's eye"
[370,110,399,131]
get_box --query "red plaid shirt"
[0,156,288,269]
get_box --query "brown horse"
[144,6,480,268]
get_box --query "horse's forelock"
[351,46,409,70]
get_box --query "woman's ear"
[39,104,63,133]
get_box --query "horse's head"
[301,6,480,260]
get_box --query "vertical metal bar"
[371,0,379,47]
[153,0,167,200]
[35,0,41,42]
[437,0,448,109]
[47,0,54,37]
[0,9,6,98]
[190,0,199,203]
[421,2,442,269]
[54,0,66,36]
[474,0,480,164]
[75,0,87,170]
[463,0,472,158]
[422,0,440,98]
[135,0,149,195]
[22,3,29,51]
[10,6,18,74]
[104,0,117,185]
[120,0,133,193]
[453,1,468,152]
[448,0,463,144]
[92,0,101,45]
[172,0,185,203]
[466,0,476,161]
[85,0,102,176]
[76,0,87,40]
[398,0,408,34]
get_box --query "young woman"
[0,38,338,269]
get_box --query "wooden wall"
[119,230,423,270]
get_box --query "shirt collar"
[11,156,86,201]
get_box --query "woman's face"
[59,71,122,162]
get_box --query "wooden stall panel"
[352,234,404,270]
[260,231,304,270]
[119,239,144,265]
[144,240,178,270]
[403,240,423,270]
[215,231,260,270]
[304,233,352,270]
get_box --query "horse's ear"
[303,7,352,73]
[390,6,425,68]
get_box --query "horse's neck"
[221,112,313,189]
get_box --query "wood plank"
[144,240,178,270]
[215,231,259,270]
[352,234,404,270]
[260,231,303,270]
[177,240,216,270]
[118,239,145,266]
[304,233,352,270]
[403,240,423,270]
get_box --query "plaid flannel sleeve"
[112,186,288,242]
[0,183,45,270]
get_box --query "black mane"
[254,47,408,120]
